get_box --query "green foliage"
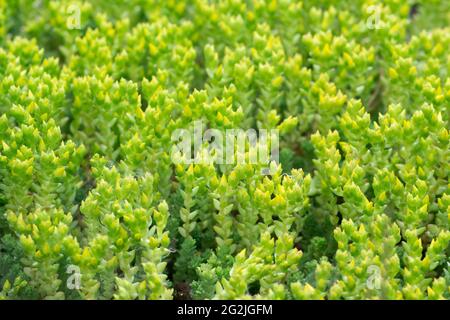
[0,235,36,299]
[0,0,448,300]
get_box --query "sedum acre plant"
[0,0,448,300]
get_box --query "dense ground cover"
[0,0,449,300]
